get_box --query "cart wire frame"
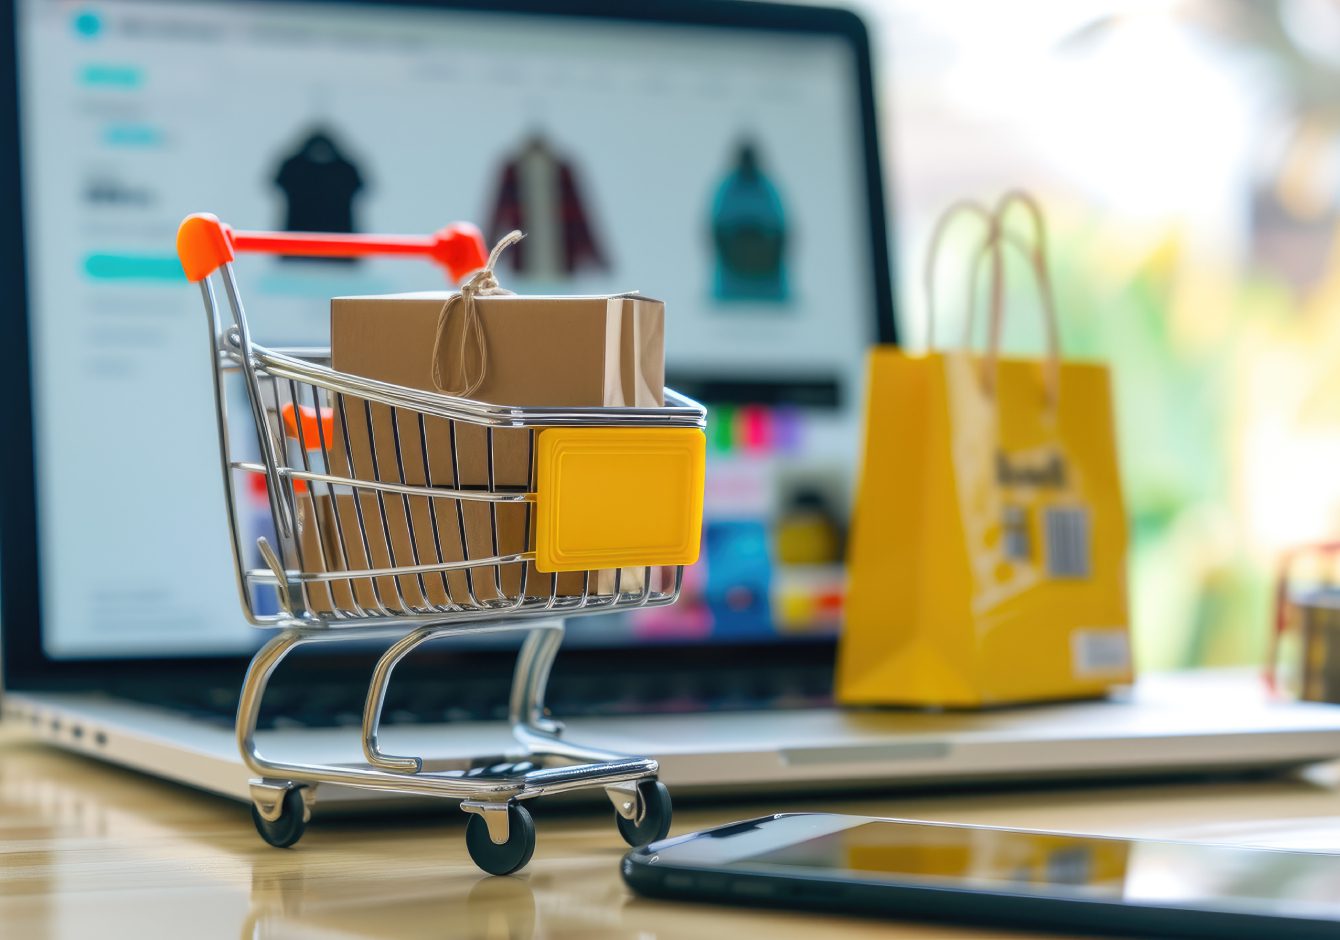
[178,213,703,871]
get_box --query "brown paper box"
[299,491,536,614]
[331,291,663,407]
[430,292,665,410]
[311,291,664,611]
[295,491,336,614]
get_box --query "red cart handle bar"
[176,212,489,285]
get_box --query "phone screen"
[649,815,1340,922]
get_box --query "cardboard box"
[332,291,662,404]
[329,291,663,484]
[310,291,664,612]
[298,491,531,614]
[295,490,336,614]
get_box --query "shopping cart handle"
[177,213,489,284]
[281,402,334,451]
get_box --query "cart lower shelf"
[238,618,673,875]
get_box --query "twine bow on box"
[431,230,524,398]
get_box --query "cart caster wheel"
[251,788,306,849]
[616,780,672,847]
[466,802,536,876]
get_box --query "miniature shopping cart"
[176,213,706,875]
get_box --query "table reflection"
[0,742,643,940]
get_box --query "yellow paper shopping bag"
[837,192,1132,708]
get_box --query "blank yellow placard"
[534,427,705,573]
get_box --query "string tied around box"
[432,229,524,398]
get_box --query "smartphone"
[622,814,1340,939]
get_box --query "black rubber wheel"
[466,802,536,876]
[615,780,672,847]
[251,788,307,849]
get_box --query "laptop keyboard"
[112,667,835,731]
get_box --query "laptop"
[4,0,1340,814]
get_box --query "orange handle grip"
[281,402,334,451]
[176,213,489,284]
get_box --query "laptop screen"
[15,0,881,659]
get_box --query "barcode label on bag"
[1044,507,1090,578]
[1072,629,1131,677]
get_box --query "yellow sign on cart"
[837,193,1132,708]
[535,427,705,573]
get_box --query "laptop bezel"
[0,0,896,694]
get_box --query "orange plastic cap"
[177,213,235,282]
[432,223,488,282]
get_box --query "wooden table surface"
[4,732,1340,940]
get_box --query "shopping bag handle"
[176,213,489,284]
[923,197,995,351]
[975,191,1062,406]
[963,228,1035,349]
[922,191,1062,406]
